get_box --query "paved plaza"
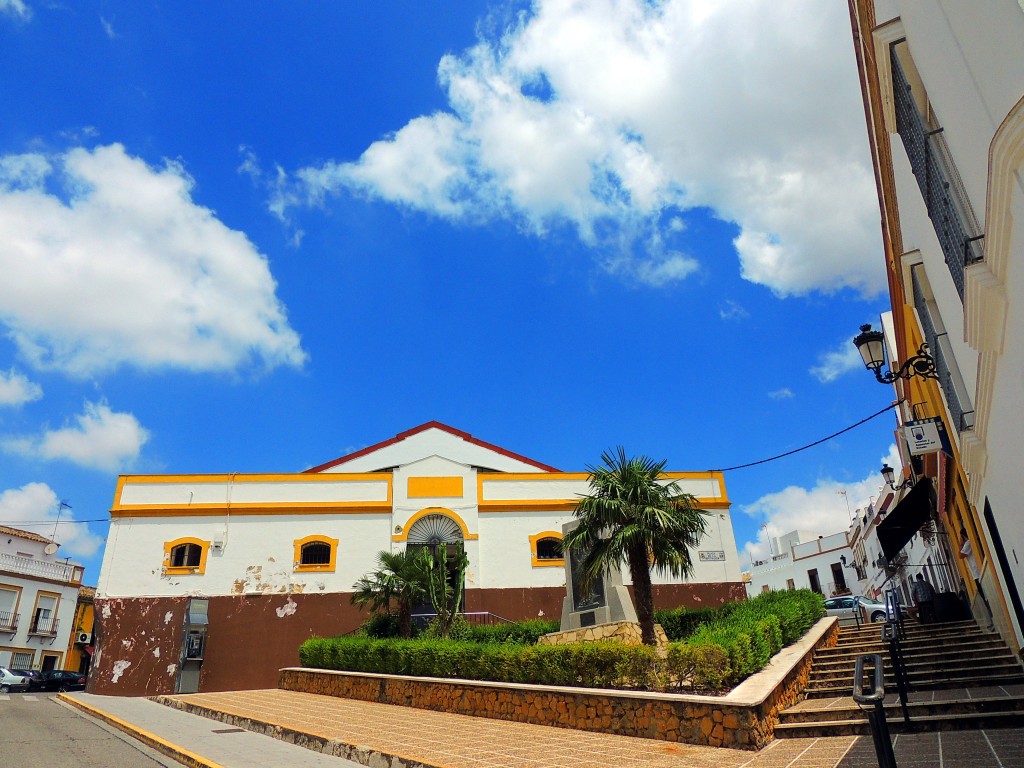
[60,689,1024,768]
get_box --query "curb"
[154,695,437,768]
[57,693,224,768]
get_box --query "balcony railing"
[912,266,975,433]
[891,49,984,300]
[0,610,18,632]
[29,615,59,635]
[0,552,82,584]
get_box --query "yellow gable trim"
[407,476,464,498]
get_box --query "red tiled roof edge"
[0,524,55,545]
[304,421,560,473]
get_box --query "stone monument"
[558,519,638,630]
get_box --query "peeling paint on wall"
[111,660,132,683]
[152,647,161,658]
[164,611,174,624]
[166,663,177,676]
[102,604,112,619]
[275,595,297,617]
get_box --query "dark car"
[39,669,87,692]
[10,669,44,691]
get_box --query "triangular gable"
[306,421,559,474]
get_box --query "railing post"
[853,654,899,768]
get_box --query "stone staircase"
[775,618,1024,737]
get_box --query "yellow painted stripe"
[407,476,464,498]
[110,503,391,517]
[57,694,224,768]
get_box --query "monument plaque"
[559,519,638,630]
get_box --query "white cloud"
[0,482,103,558]
[810,339,863,383]
[0,368,42,407]
[3,400,149,471]
[740,445,900,563]
[767,388,794,400]
[0,144,306,377]
[0,0,30,21]
[100,16,116,39]
[719,300,749,321]
[278,0,882,296]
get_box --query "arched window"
[293,536,338,572]
[529,532,565,567]
[171,543,202,568]
[535,537,562,560]
[163,538,211,575]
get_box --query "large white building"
[0,525,86,677]
[90,422,744,696]
[849,0,1024,651]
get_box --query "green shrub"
[463,619,560,645]
[359,613,404,639]
[300,591,824,693]
[653,606,719,640]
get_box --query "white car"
[0,667,30,693]
[824,595,892,623]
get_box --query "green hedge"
[653,606,719,641]
[300,635,647,688]
[302,590,825,693]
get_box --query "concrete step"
[779,695,1024,725]
[775,710,1024,738]
[808,656,1022,681]
[809,647,1016,672]
[805,671,1024,699]
[814,634,1001,659]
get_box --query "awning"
[877,477,933,561]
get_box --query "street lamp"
[852,324,939,384]
[880,463,913,491]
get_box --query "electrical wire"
[4,401,903,526]
[709,400,901,473]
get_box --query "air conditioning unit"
[76,631,91,644]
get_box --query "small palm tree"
[350,549,430,639]
[562,447,709,646]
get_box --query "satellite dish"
[44,543,58,555]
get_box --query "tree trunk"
[398,602,412,639]
[628,545,657,645]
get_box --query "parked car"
[0,667,30,693]
[10,669,43,691]
[39,669,87,692]
[824,595,889,623]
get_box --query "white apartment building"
[0,525,85,673]
[849,0,1024,650]
[748,530,865,598]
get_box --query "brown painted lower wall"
[90,583,746,696]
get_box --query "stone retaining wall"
[279,617,838,750]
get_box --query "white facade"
[747,530,864,598]
[0,526,85,672]
[852,0,1024,646]
[97,423,742,601]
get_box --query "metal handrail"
[853,654,898,768]
[0,610,18,632]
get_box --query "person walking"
[912,573,936,624]
[959,526,994,629]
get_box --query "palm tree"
[350,549,430,639]
[562,447,709,646]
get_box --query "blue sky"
[0,1,899,585]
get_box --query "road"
[0,692,179,767]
